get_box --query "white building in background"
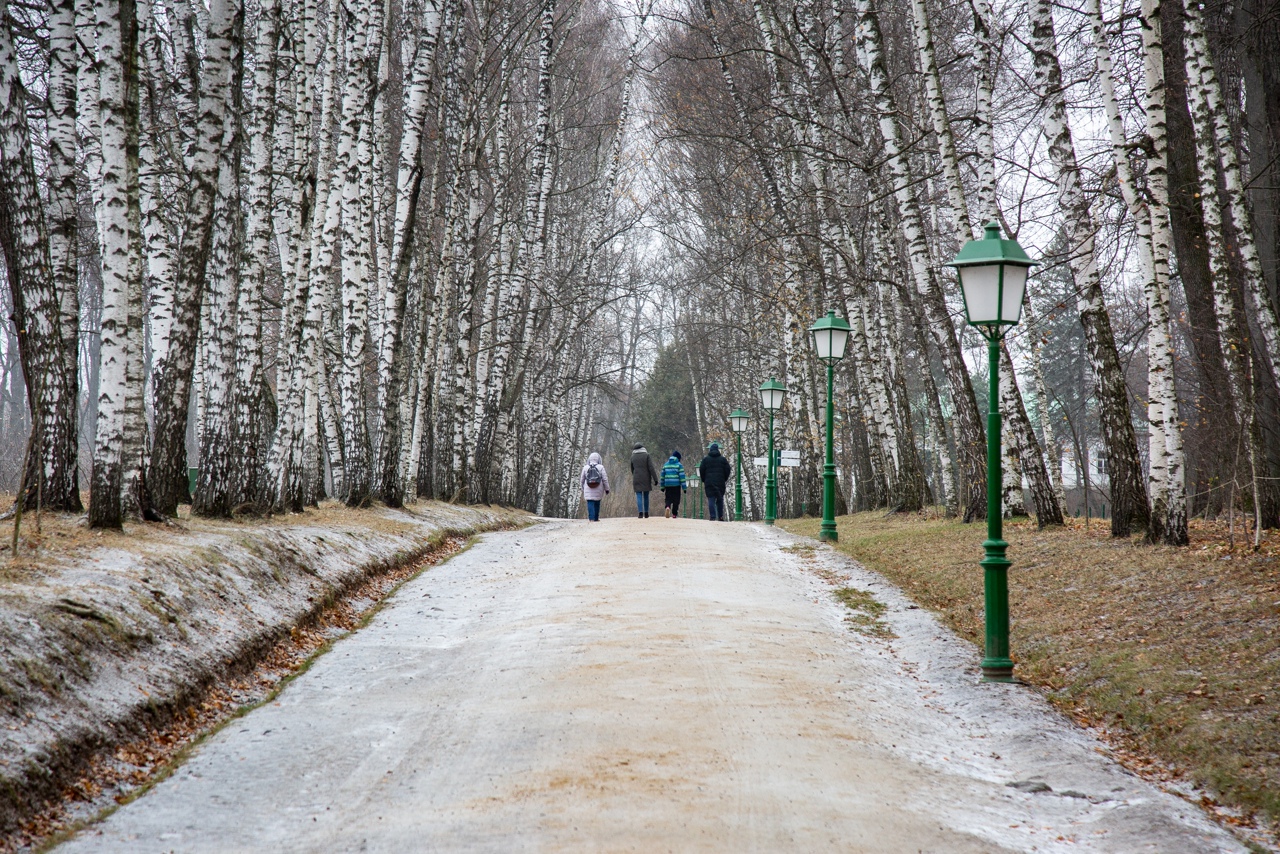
[1049,431,1150,517]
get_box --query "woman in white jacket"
[579,452,610,521]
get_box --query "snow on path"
[59,519,1244,853]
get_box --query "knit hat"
[633,443,643,450]
[709,442,720,452]
[672,450,682,461]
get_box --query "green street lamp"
[730,408,751,521]
[946,221,1035,683]
[759,377,788,525]
[809,311,851,542]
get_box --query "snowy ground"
[0,501,527,839]
[58,518,1245,852]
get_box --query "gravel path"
[59,519,1245,853]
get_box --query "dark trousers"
[586,499,601,521]
[635,491,650,514]
[664,486,683,516]
[707,493,726,521]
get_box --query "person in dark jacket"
[630,444,659,518]
[660,451,687,518]
[698,442,732,521]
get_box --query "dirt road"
[59,519,1244,852]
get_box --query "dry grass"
[780,511,1280,838]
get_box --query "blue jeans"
[635,491,650,514]
[707,494,726,521]
[586,499,601,521]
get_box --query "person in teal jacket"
[660,451,687,518]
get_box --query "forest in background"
[640,0,1280,544]
[1,0,655,524]
[3,0,1280,544]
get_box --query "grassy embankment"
[780,511,1280,835]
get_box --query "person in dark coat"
[698,442,732,521]
[630,443,659,518]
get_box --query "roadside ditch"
[0,501,532,851]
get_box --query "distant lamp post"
[809,311,851,542]
[946,221,1036,683]
[758,377,788,525]
[730,408,751,521]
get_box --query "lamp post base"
[819,525,837,541]
[980,659,1016,683]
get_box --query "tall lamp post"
[809,311,851,542]
[759,378,788,525]
[947,221,1035,683]
[730,408,751,521]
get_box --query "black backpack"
[586,463,602,488]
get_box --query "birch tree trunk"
[1188,0,1280,528]
[90,0,146,527]
[968,0,998,223]
[1002,342,1063,525]
[1084,0,1185,543]
[45,0,82,511]
[1139,0,1187,545]
[999,358,1027,517]
[335,0,383,506]
[1023,298,1066,511]
[856,0,988,522]
[1185,2,1280,414]
[193,8,245,518]
[485,0,557,483]
[232,0,282,510]
[1185,7,1269,540]
[1028,0,1149,537]
[377,0,443,506]
[909,0,974,243]
[147,0,238,515]
[0,3,81,513]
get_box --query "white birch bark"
[193,98,243,517]
[147,0,238,515]
[376,0,444,504]
[909,0,974,242]
[46,0,82,510]
[0,0,80,511]
[856,0,988,522]
[1022,298,1066,511]
[1184,1,1280,403]
[335,0,382,505]
[1028,0,1149,536]
[1185,7,1267,544]
[1139,0,1186,544]
[90,0,145,526]
[137,0,178,376]
[999,347,1026,517]
[1085,0,1184,543]
[483,0,557,479]
[968,0,997,223]
[232,0,281,509]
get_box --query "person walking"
[660,451,687,518]
[698,442,732,521]
[580,452,610,522]
[630,443,659,518]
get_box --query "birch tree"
[90,0,147,527]
[1027,0,1149,537]
[0,0,81,513]
[147,0,239,515]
